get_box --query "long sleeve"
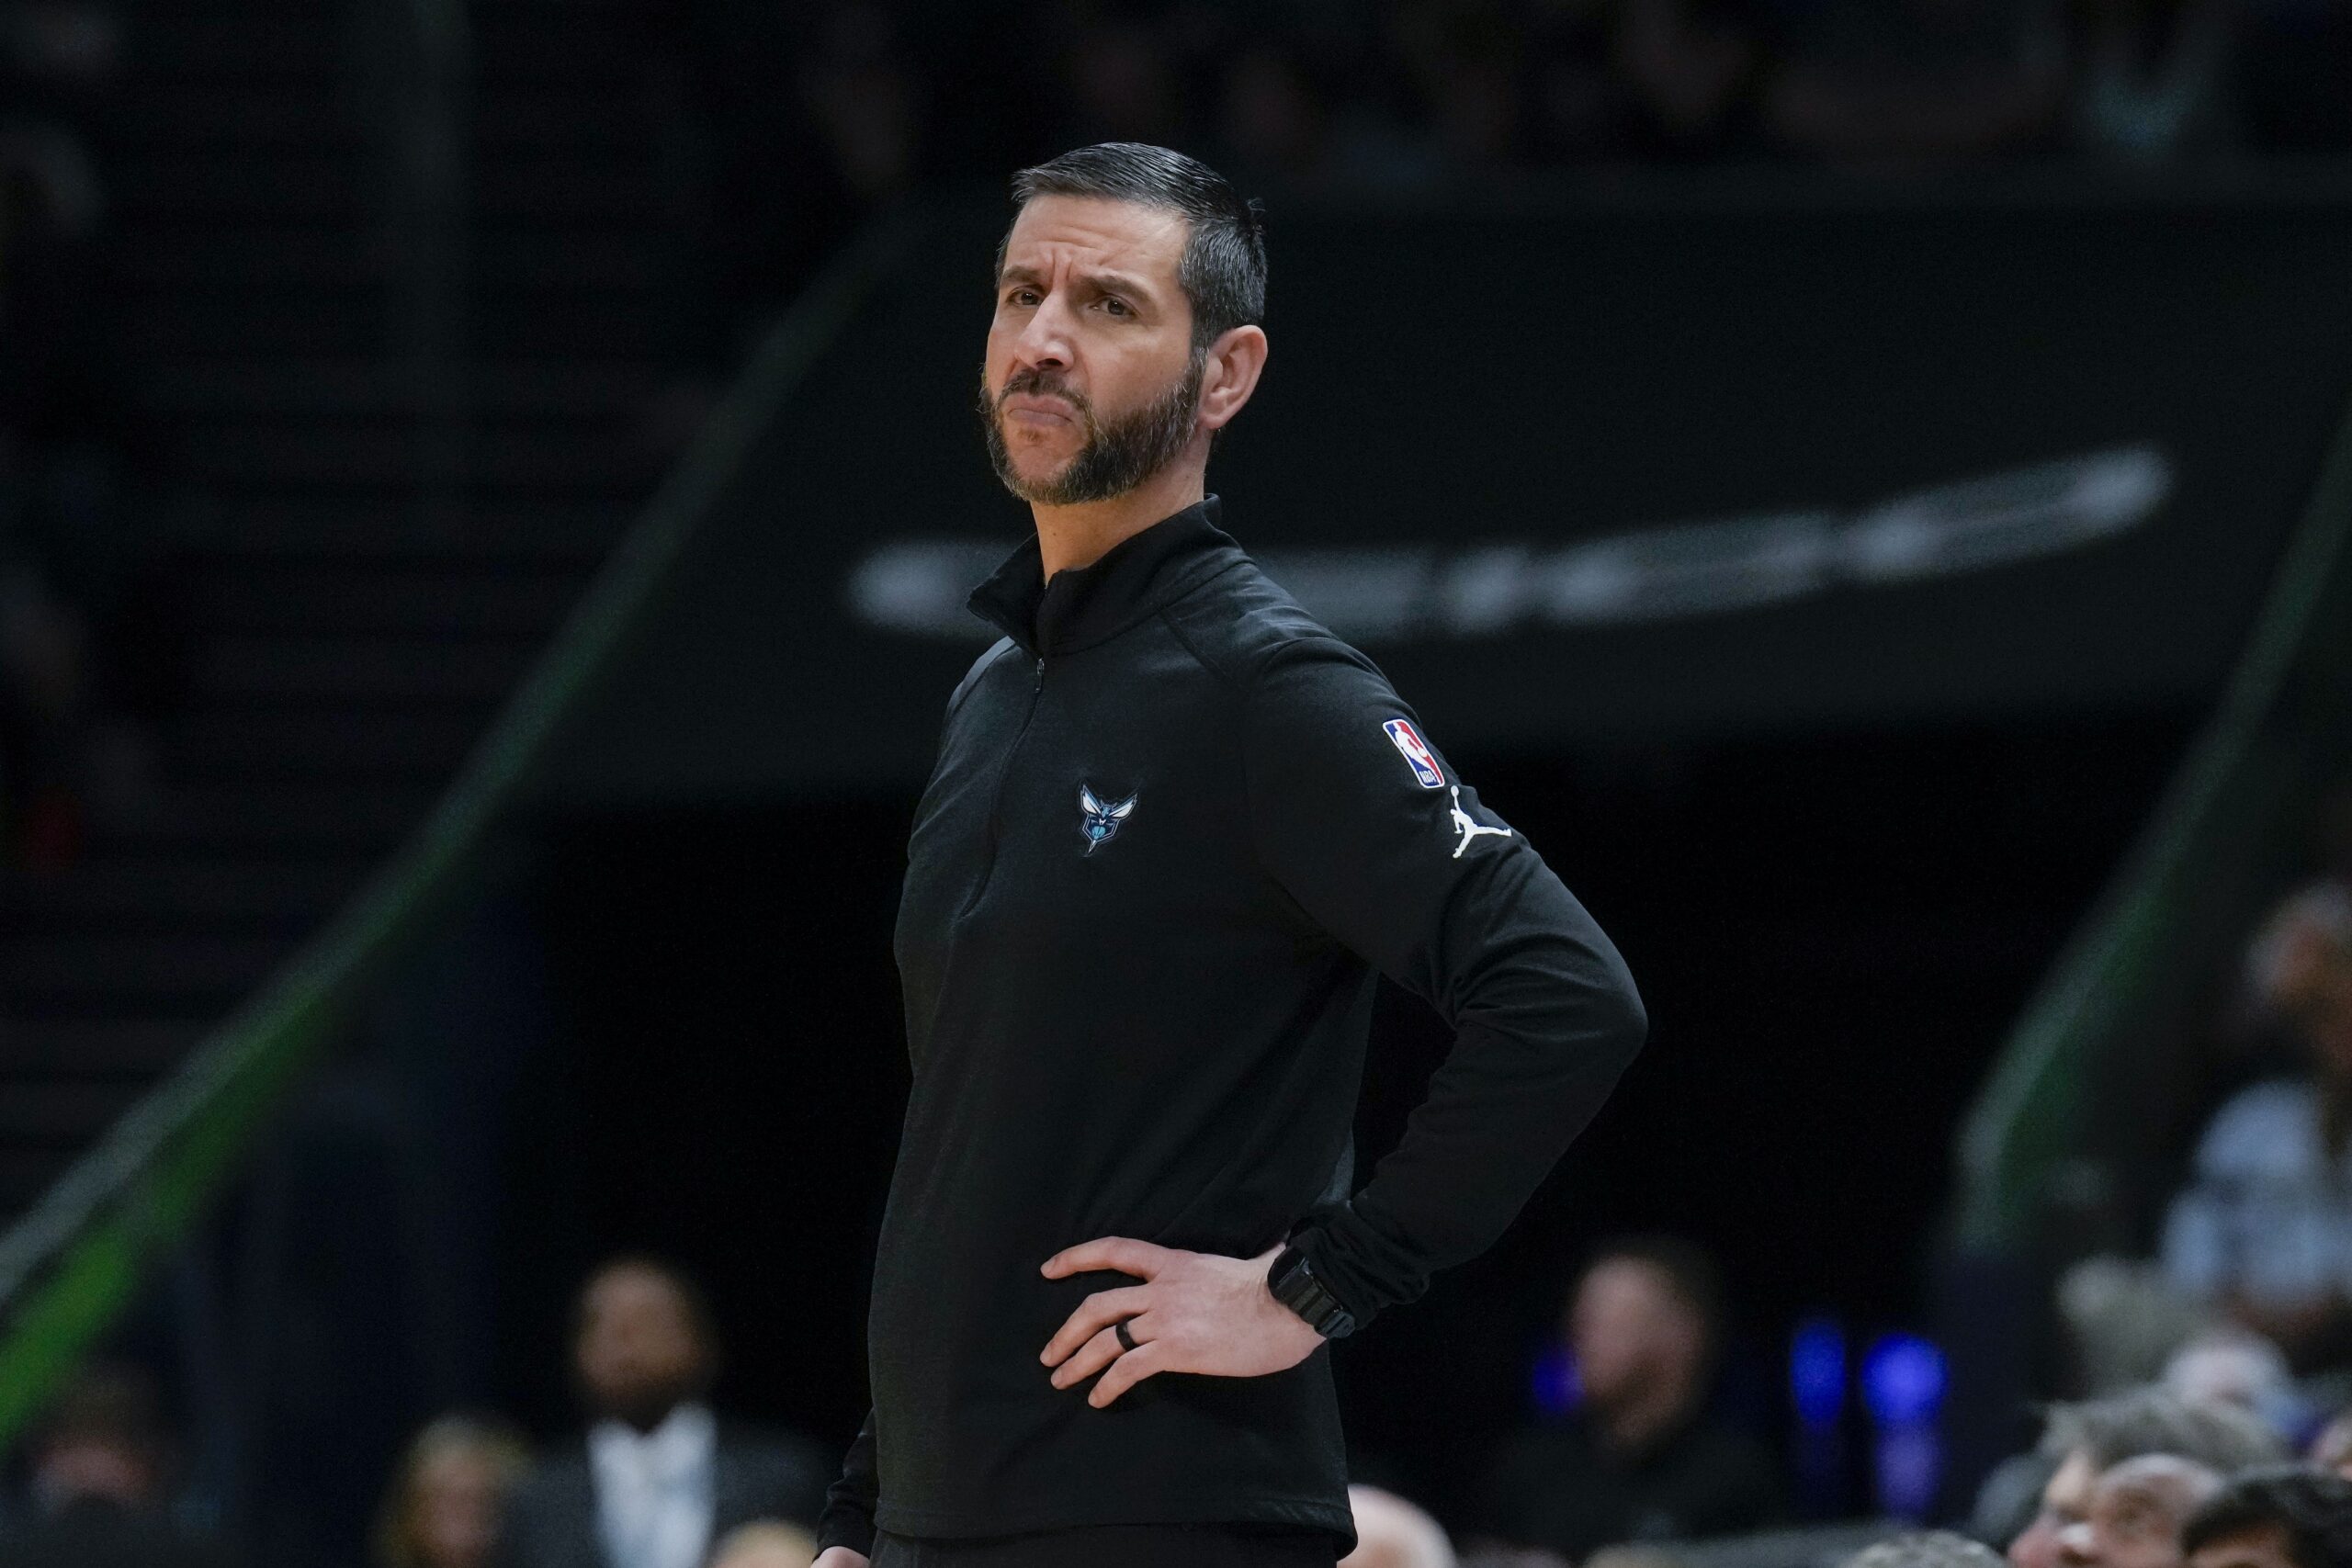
[1243,637,1647,1326]
[814,1407,879,1557]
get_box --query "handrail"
[1953,385,2352,1249]
[0,209,920,1447]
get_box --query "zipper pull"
[1034,657,1045,691]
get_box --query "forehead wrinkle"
[999,261,1156,301]
[1001,197,1186,295]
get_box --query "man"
[2163,882,2352,1369]
[2007,1391,2283,1568]
[813,142,1646,1568]
[2055,1455,2225,1568]
[1476,1238,1778,1558]
[2183,1468,2352,1568]
[500,1258,833,1568]
[0,1361,233,1568]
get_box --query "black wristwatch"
[1267,1245,1358,1339]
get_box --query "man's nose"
[2056,1521,2098,1566]
[1010,292,1077,371]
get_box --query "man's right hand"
[813,1550,870,1568]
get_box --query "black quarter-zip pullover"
[819,497,1645,1554]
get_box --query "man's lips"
[1002,392,1080,427]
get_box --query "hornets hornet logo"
[1078,784,1137,854]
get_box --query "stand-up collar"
[967,496,1243,656]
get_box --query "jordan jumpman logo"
[1449,786,1514,859]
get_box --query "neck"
[1595,1377,1693,1455]
[1032,459,1205,581]
[605,1397,689,1437]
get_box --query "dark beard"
[978,350,1206,506]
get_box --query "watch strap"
[1267,1244,1358,1339]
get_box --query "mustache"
[995,367,1096,423]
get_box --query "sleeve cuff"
[815,1508,876,1559]
[1284,1199,1423,1332]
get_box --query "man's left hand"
[1039,1237,1327,1408]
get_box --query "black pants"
[868,1525,1341,1567]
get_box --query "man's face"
[2057,1456,2222,1568]
[574,1266,707,1431]
[1569,1259,1701,1413]
[2272,929,2352,1077]
[980,193,1205,506]
[2012,1450,2100,1568]
[413,1448,503,1568]
[2188,1527,2300,1568]
[33,1438,155,1508]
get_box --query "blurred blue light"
[1862,1333,1947,1427]
[1531,1345,1581,1417]
[1790,1316,1847,1429]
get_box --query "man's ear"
[1197,324,1269,434]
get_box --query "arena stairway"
[0,0,684,1220]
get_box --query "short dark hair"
[1578,1235,1725,1347]
[2182,1466,2352,1568]
[1002,142,1267,348]
[2039,1388,2285,1472]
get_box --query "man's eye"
[1101,297,1130,317]
[1007,288,1039,307]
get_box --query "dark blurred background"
[4,2,2352,1566]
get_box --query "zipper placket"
[957,652,1046,918]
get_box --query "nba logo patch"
[1383,718,1445,790]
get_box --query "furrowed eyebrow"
[996,265,1159,305]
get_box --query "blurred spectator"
[656,0,2352,363]
[2309,1413,2352,1482]
[2183,1467,2352,1568]
[1343,1484,1457,1568]
[710,1520,820,1568]
[2057,1455,2226,1568]
[2001,1389,2284,1568]
[1389,0,1526,172]
[2061,1258,2214,1395]
[1218,38,1340,189]
[377,1415,531,1568]
[2162,1332,2299,1430]
[2066,0,2242,163]
[663,0,933,373]
[1849,1533,2011,1568]
[1476,1237,1779,1560]
[1613,0,1766,158]
[2162,883,2352,1371]
[1523,0,1634,163]
[1760,0,2071,163]
[0,1360,232,1568]
[497,1257,832,1568]
[1059,17,1190,153]
[797,6,923,210]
